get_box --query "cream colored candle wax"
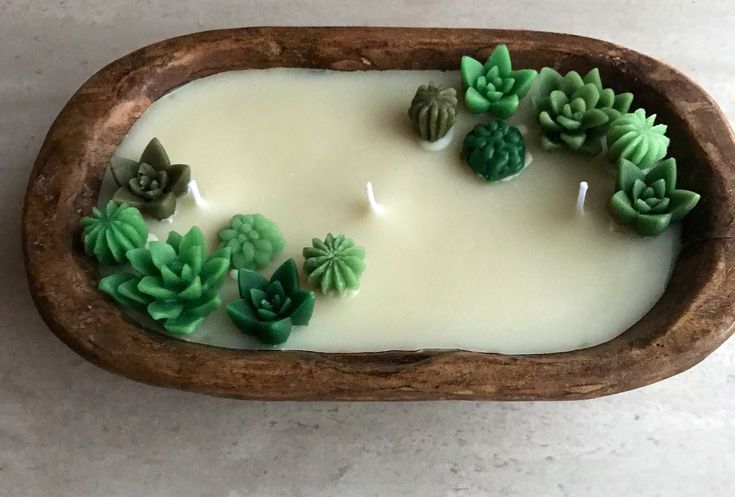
[103,69,680,354]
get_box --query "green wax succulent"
[80,201,147,265]
[533,67,633,155]
[610,158,700,237]
[303,233,366,296]
[460,44,537,118]
[218,214,285,271]
[111,137,191,220]
[408,83,458,142]
[461,120,526,182]
[99,227,231,335]
[226,259,315,345]
[606,109,670,169]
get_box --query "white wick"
[365,181,385,214]
[187,180,208,207]
[576,181,589,214]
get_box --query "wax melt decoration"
[606,109,670,169]
[460,44,537,118]
[80,201,147,265]
[218,214,285,271]
[532,67,633,155]
[99,227,231,334]
[610,158,700,236]
[408,83,458,142]
[303,233,366,296]
[110,137,191,220]
[226,259,315,345]
[461,120,526,182]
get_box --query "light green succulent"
[303,233,366,296]
[218,213,285,271]
[80,201,147,265]
[606,108,670,169]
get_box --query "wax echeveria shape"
[461,120,526,182]
[80,201,148,265]
[226,259,315,345]
[218,213,285,271]
[610,158,700,237]
[99,227,231,334]
[110,137,191,220]
[408,83,458,142]
[607,109,670,169]
[533,67,633,155]
[303,233,366,296]
[460,45,537,118]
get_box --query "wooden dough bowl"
[23,27,735,400]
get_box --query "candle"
[102,68,680,354]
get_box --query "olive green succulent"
[460,44,537,118]
[111,137,191,220]
[99,227,231,334]
[226,259,315,345]
[610,158,700,237]
[80,201,147,265]
[218,213,285,271]
[408,83,458,142]
[533,67,633,155]
[606,109,670,169]
[303,233,366,296]
[461,120,526,182]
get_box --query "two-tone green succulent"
[460,44,537,118]
[533,67,633,155]
[226,259,315,345]
[610,158,700,236]
[408,83,458,142]
[218,213,285,271]
[80,201,148,265]
[303,234,366,296]
[111,138,191,220]
[99,227,231,334]
[607,108,670,169]
[461,120,526,182]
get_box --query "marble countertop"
[1,1,733,496]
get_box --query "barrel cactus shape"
[303,233,366,296]
[461,120,526,182]
[80,201,148,265]
[408,83,458,142]
[606,109,670,169]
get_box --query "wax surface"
[104,69,680,354]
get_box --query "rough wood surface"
[22,27,735,400]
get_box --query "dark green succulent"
[610,158,700,236]
[99,227,231,334]
[533,67,633,155]
[226,259,315,345]
[80,201,148,265]
[461,120,526,182]
[218,213,285,271]
[408,83,458,142]
[111,137,191,220]
[303,233,366,296]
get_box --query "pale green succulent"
[607,108,670,169]
[80,201,147,265]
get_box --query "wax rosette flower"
[460,44,537,118]
[99,227,231,334]
[408,83,458,142]
[226,259,315,345]
[218,213,285,271]
[303,233,366,297]
[606,109,670,169]
[533,67,633,155]
[461,120,526,182]
[110,137,191,220]
[610,158,700,236]
[80,201,148,265]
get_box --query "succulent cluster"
[303,233,366,296]
[111,138,191,220]
[606,109,670,169]
[99,227,231,334]
[610,158,700,236]
[533,68,633,155]
[461,120,526,182]
[226,259,315,345]
[408,83,458,142]
[461,44,537,118]
[218,213,285,271]
[80,201,148,265]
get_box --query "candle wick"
[576,181,589,214]
[188,180,208,207]
[365,181,385,214]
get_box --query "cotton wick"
[188,180,208,207]
[365,181,385,214]
[576,181,589,214]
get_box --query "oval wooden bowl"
[23,27,735,400]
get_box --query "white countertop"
[1,1,733,496]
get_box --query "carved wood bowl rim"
[22,27,735,400]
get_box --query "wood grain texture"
[22,27,735,400]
